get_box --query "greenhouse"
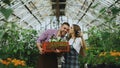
[0,0,120,68]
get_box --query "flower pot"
[116,65,120,68]
[42,42,70,53]
[87,64,105,68]
[105,64,120,68]
[87,64,93,68]
[96,63,105,68]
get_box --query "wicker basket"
[42,42,70,53]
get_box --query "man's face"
[60,24,69,36]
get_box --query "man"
[36,22,70,68]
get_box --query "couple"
[36,22,86,68]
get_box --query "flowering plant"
[49,34,66,42]
[98,50,120,65]
[79,47,120,68]
[0,58,28,68]
[42,34,69,52]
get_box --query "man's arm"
[36,42,44,54]
[36,30,48,54]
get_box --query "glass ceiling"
[0,0,119,32]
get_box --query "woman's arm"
[80,32,86,49]
[79,32,86,57]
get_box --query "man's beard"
[60,31,66,37]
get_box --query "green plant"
[0,1,39,67]
[0,23,39,67]
[98,51,120,65]
[80,47,120,68]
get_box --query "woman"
[61,24,86,68]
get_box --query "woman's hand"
[54,49,61,53]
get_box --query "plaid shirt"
[62,45,80,68]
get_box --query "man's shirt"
[37,29,58,44]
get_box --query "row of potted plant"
[79,47,120,68]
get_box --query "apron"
[62,45,80,68]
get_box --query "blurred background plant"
[0,0,39,68]
[98,50,120,65]
[79,4,120,67]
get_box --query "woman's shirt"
[69,37,81,53]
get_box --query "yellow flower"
[99,52,106,56]
[0,58,26,67]
[21,63,26,66]
[7,58,12,61]
[110,52,120,56]
[11,58,17,63]
[118,52,120,56]
[0,59,2,63]
[1,60,9,65]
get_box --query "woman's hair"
[72,24,86,56]
[67,24,81,40]
[72,24,81,37]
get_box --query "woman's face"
[69,26,74,34]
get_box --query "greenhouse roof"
[0,0,119,32]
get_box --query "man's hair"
[62,22,70,26]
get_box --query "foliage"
[0,2,39,67]
[110,7,120,15]
[84,25,120,66]
[80,5,120,67]
[0,22,39,67]
[80,47,120,68]
[86,5,120,50]
[87,25,120,50]
[0,7,13,20]
[0,0,13,20]
[98,51,120,65]
[79,47,103,67]
[49,34,67,42]
[1,0,11,5]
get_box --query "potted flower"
[42,35,70,53]
[98,50,120,68]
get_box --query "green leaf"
[0,7,13,20]
[13,49,17,53]
[27,51,31,55]
[111,7,120,15]
[91,3,100,8]
[99,7,106,13]
[1,0,11,5]
[8,64,14,68]
[0,30,5,40]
